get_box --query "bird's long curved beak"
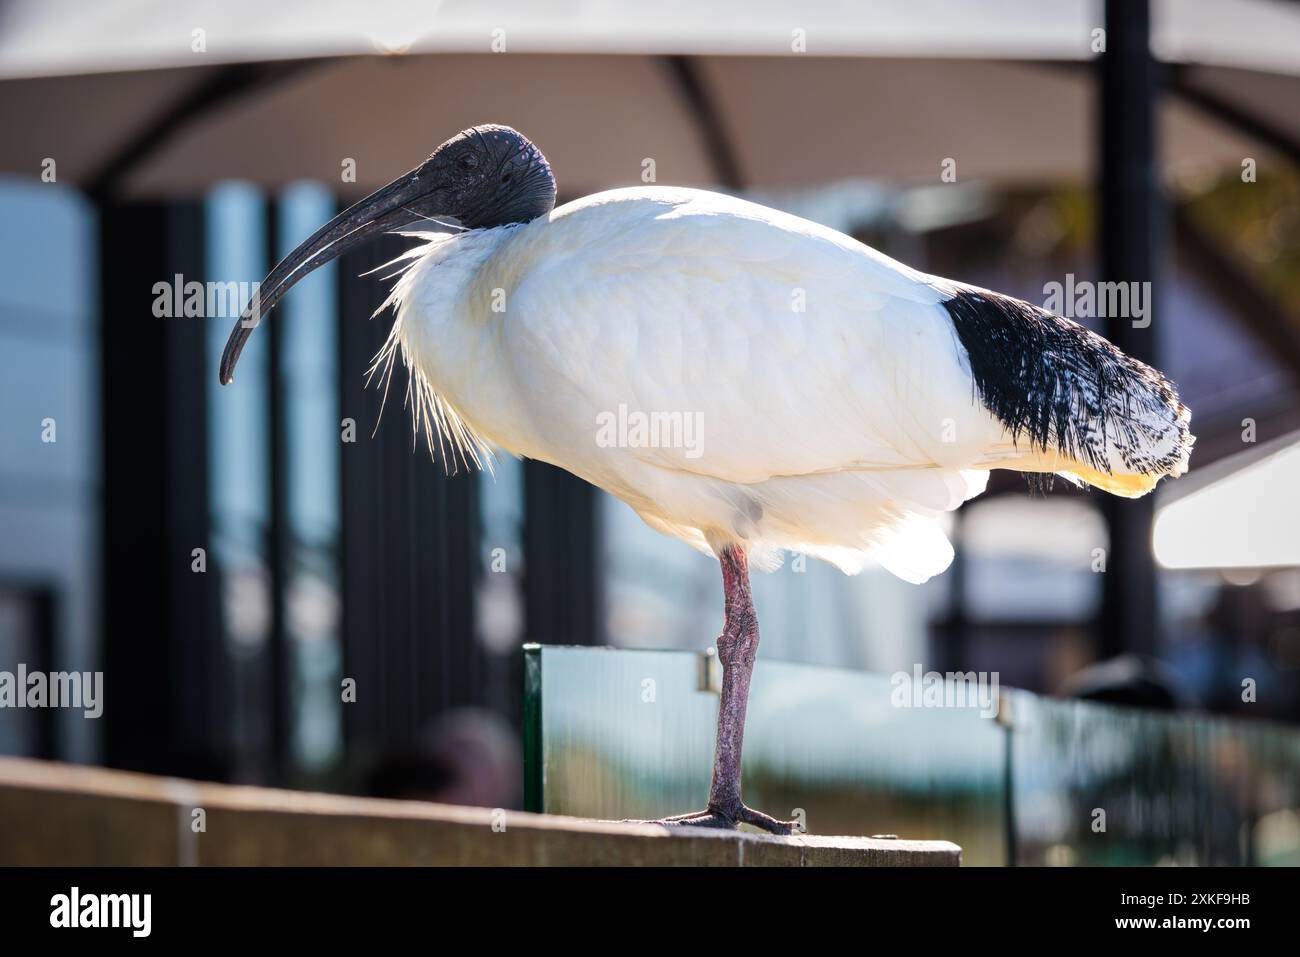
[218,164,446,385]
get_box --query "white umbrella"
[0,0,1296,197]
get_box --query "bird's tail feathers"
[941,284,1193,496]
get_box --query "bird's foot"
[631,803,798,835]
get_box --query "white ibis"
[221,125,1193,833]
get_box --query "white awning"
[1155,434,1300,569]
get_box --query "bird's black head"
[218,124,555,385]
[422,124,557,229]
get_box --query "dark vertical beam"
[338,236,395,746]
[32,587,58,760]
[337,235,481,750]
[265,198,291,779]
[100,201,221,776]
[337,242,371,747]
[164,202,226,774]
[99,203,167,773]
[935,509,968,672]
[521,644,543,812]
[523,462,601,648]
[1097,0,1162,658]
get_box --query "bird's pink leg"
[634,545,796,835]
[710,547,762,812]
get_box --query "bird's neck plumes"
[368,225,534,474]
[942,285,1192,496]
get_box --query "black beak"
[218,163,450,385]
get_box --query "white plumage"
[375,186,1191,583]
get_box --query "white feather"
[383,188,1038,581]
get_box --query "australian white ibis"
[221,125,1193,833]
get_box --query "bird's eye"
[501,171,512,184]
[458,154,479,171]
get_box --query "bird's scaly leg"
[637,546,797,835]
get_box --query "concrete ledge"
[0,757,960,866]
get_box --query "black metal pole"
[523,461,602,649]
[336,234,484,751]
[938,508,968,672]
[100,201,221,776]
[1097,0,1162,658]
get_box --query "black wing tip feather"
[941,285,1191,481]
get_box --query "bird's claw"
[630,804,799,836]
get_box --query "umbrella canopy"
[0,0,1297,198]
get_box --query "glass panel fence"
[525,645,1300,866]
[1010,690,1300,866]
[525,645,1009,865]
